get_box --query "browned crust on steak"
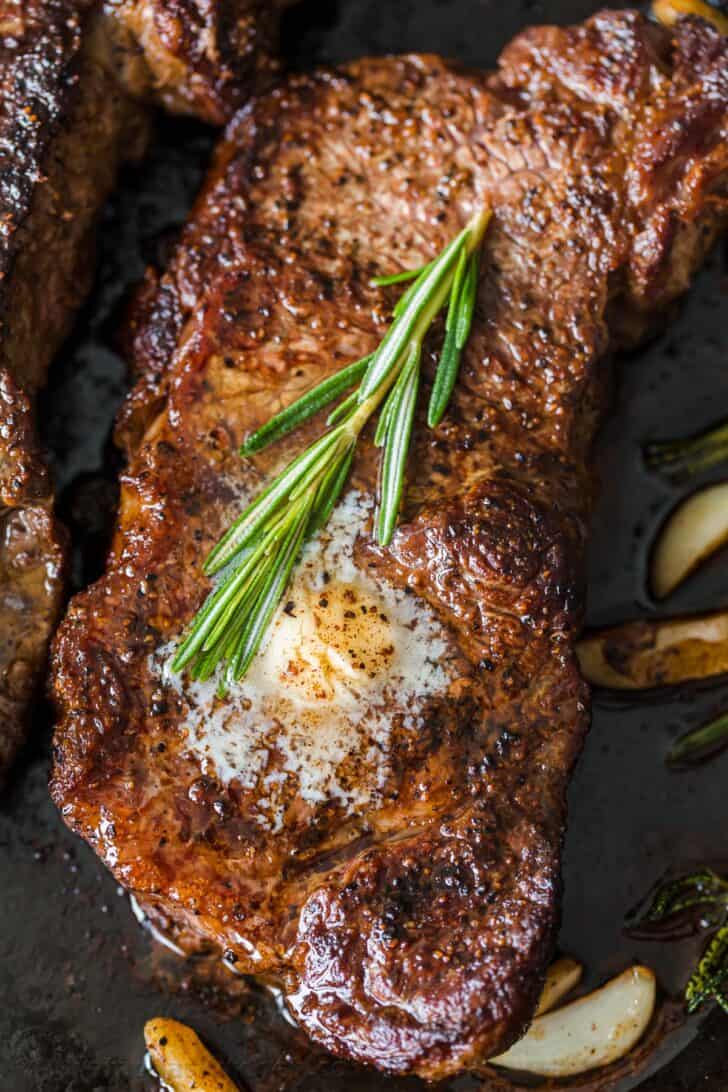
[51,11,728,1080]
[104,0,294,124]
[0,1,150,395]
[0,0,289,395]
[0,368,66,776]
[0,0,150,776]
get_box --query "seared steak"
[51,11,728,1079]
[0,0,290,775]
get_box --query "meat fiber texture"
[51,10,728,1080]
[0,0,291,776]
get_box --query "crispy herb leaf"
[629,868,728,1016]
[631,869,728,927]
[686,924,728,1014]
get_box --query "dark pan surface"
[2,1,728,1088]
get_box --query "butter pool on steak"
[51,10,728,1079]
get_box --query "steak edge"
[0,0,147,776]
[0,0,291,775]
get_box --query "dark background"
[1,0,727,1088]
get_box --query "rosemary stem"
[349,358,404,433]
[359,207,490,403]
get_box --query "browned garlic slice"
[651,483,728,600]
[145,1018,239,1092]
[491,966,656,1077]
[577,610,728,690]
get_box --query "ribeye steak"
[51,10,728,1078]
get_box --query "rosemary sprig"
[628,869,728,1015]
[644,417,728,481]
[667,711,728,768]
[172,207,492,687]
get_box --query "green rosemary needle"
[172,206,491,687]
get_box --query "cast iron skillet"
[1,1,727,1088]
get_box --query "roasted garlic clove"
[535,957,583,1016]
[651,483,728,600]
[491,966,656,1077]
[577,611,728,690]
[145,1018,240,1092]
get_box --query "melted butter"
[155,493,453,830]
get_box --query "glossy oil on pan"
[1,0,727,1088]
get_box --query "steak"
[0,0,290,775]
[103,0,294,124]
[51,10,728,1079]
